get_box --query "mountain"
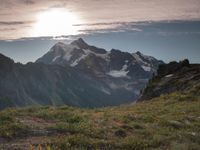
[140,59,200,100]
[0,39,163,109]
[36,38,163,77]
[36,38,163,100]
[0,54,134,109]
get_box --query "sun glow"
[32,9,83,37]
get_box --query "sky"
[0,0,200,63]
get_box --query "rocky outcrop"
[140,59,200,100]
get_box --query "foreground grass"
[0,91,200,150]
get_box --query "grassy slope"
[0,90,199,150]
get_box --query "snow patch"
[122,64,128,70]
[85,49,110,62]
[70,54,88,67]
[101,87,111,95]
[132,53,145,63]
[52,55,61,62]
[107,70,128,78]
[64,53,72,61]
[165,74,173,78]
[107,64,129,78]
[51,43,79,62]
[70,49,110,67]
[132,52,149,65]
[142,65,151,72]
[62,45,79,61]
[70,49,91,67]
[125,60,129,63]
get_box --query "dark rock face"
[0,38,163,109]
[0,54,14,72]
[71,38,107,54]
[140,59,200,100]
[157,59,190,77]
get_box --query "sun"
[32,9,83,37]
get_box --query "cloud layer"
[0,0,200,39]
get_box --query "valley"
[0,60,199,150]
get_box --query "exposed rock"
[140,60,200,100]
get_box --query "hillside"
[1,54,130,109]
[0,60,200,150]
[0,90,199,150]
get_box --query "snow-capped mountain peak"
[71,38,89,49]
[36,38,163,77]
[36,38,109,67]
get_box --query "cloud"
[0,0,200,39]
[0,28,16,31]
[158,31,200,36]
[22,0,35,5]
[0,21,32,26]
[75,22,143,35]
